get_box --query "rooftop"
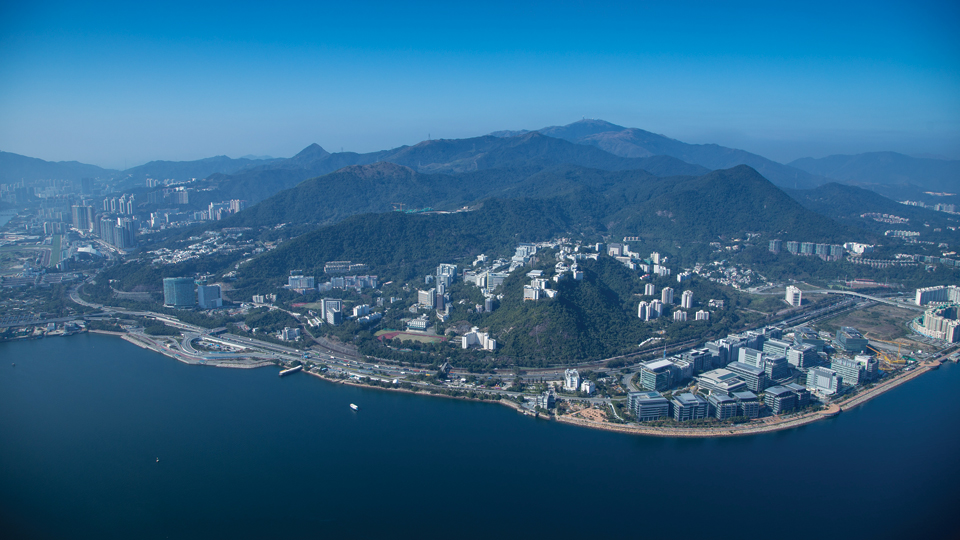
[765,385,794,397]
[673,393,706,406]
[644,359,674,372]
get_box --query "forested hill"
[237,197,591,285]
[787,182,955,237]
[218,163,861,249]
[121,155,279,184]
[218,162,669,229]
[197,132,708,206]
[236,165,859,287]
[0,151,117,183]
[596,165,863,242]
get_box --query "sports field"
[375,329,447,344]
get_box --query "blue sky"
[1,1,958,169]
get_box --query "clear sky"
[1,1,958,169]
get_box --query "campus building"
[163,277,195,308]
[627,391,671,421]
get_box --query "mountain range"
[789,151,960,193]
[3,119,956,203]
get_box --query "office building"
[836,327,869,353]
[764,386,798,415]
[661,287,674,305]
[785,285,802,307]
[855,355,880,381]
[627,391,671,421]
[794,327,825,352]
[280,327,301,341]
[681,290,693,309]
[681,348,715,373]
[806,366,842,395]
[672,393,709,422]
[786,344,818,368]
[763,338,793,358]
[640,359,677,392]
[732,391,760,418]
[784,383,811,408]
[764,355,790,380]
[725,362,767,392]
[697,368,747,396]
[831,357,866,386]
[739,347,764,369]
[708,393,739,420]
[163,277,195,308]
[196,283,222,309]
[564,369,581,392]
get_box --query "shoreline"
[92,329,944,438]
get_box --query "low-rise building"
[627,391,671,421]
[462,327,496,350]
[696,368,747,396]
[732,391,760,418]
[806,366,842,395]
[763,338,793,358]
[708,393,739,420]
[836,327,869,353]
[725,362,767,392]
[640,359,677,391]
[764,386,797,415]
[794,327,825,352]
[763,355,790,380]
[786,344,818,368]
[831,357,865,386]
[672,393,709,422]
[784,382,811,408]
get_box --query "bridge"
[804,290,923,311]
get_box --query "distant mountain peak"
[294,143,329,158]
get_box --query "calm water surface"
[1,334,959,539]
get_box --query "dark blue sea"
[2,333,959,539]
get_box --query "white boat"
[350,403,359,411]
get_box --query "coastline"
[92,329,943,438]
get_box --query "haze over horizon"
[1,1,958,169]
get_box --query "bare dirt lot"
[818,303,913,342]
